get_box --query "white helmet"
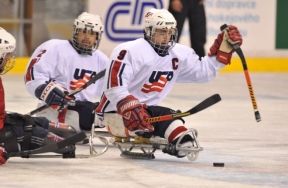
[144,9,177,56]
[0,27,16,74]
[72,12,104,55]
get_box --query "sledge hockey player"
[24,12,108,132]
[96,8,242,158]
[0,27,77,165]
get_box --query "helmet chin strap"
[144,35,171,57]
[69,40,93,56]
[152,44,170,57]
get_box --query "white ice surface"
[1,73,287,188]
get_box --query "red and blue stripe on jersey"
[107,50,127,89]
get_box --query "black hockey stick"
[28,69,106,116]
[88,95,221,138]
[8,131,86,157]
[146,94,221,123]
[220,24,261,122]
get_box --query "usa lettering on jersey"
[141,71,174,93]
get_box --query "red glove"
[0,146,8,165]
[117,95,154,132]
[208,25,242,65]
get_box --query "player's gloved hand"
[0,146,8,165]
[70,73,91,91]
[35,81,74,110]
[117,95,154,133]
[208,25,242,65]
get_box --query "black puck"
[213,162,224,167]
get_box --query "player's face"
[151,28,175,46]
[76,29,97,49]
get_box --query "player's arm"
[176,47,223,83]
[177,25,242,83]
[24,42,72,110]
[25,42,58,96]
[103,48,154,133]
[103,48,131,103]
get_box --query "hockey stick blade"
[8,141,58,157]
[28,69,106,116]
[56,131,86,149]
[146,94,221,123]
[8,132,86,157]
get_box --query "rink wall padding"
[7,57,288,75]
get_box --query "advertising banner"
[88,0,283,57]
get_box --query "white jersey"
[98,38,224,112]
[25,39,108,102]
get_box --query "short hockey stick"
[28,69,106,116]
[146,94,221,123]
[8,131,86,157]
[220,24,261,122]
